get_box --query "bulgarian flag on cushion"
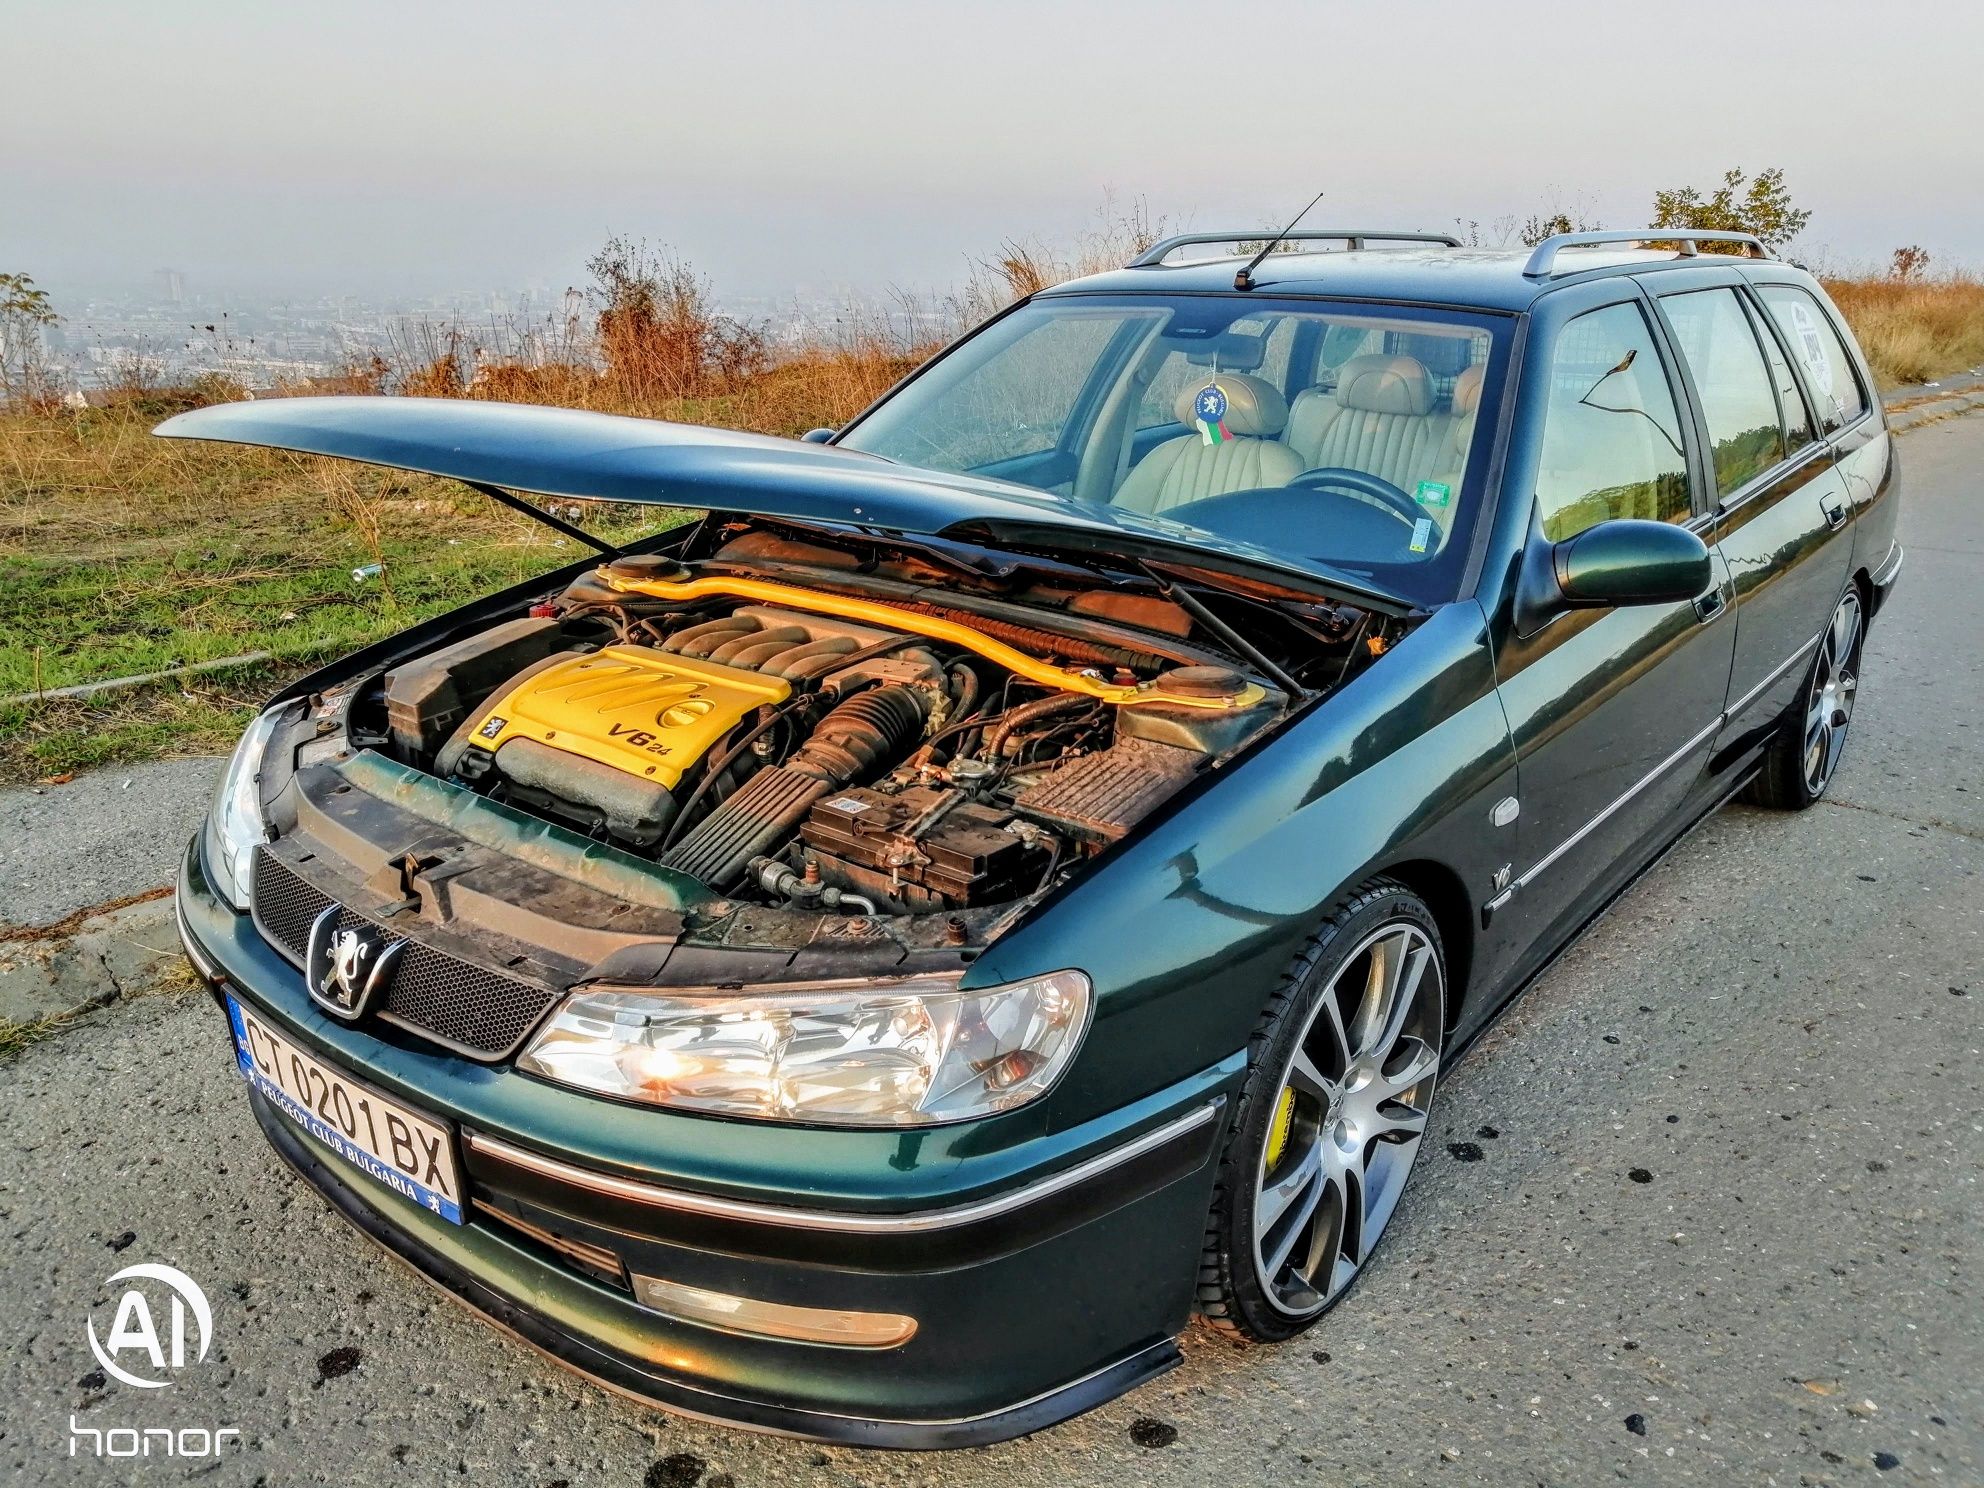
[1193,383,1231,446]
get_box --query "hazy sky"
[6,0,1979,306]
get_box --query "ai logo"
[68,1262,240,1460]
[86,1262,213,1389]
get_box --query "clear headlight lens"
[204,706,284,911]
[517,970,1092,1126]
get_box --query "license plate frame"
[226,993,465,1224]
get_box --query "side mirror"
[1554,518,1711,608]
[799,427,836,444]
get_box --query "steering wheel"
[1289,468,1422,528]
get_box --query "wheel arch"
[1372,856,1474,1036]
[1849,563,1875,616]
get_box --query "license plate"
[227,993,465,1224]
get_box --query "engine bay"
[304,524,1408,934]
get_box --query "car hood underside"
[154,395,1398,608]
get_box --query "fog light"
[630,1274,916,1349]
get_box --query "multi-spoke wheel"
[1749,585,1866,810]
[1199,881,1446,1341]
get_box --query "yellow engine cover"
[470,647,790,787]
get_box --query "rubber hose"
[986,693,1094,759]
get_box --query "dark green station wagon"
[169,226,1900,1447]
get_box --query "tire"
[1747,584,1865,810]
[1197,879,1446,1343]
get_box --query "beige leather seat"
[1113,373,1305,516]
[1283,354,1451,492]
[1434,363,1485,490]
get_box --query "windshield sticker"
[1409,517,1434,554]
[1414,480,1451,508]
[1784,301,1836,398]
[1193,384,1230,447]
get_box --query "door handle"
[1821,498,1849,530]
[1693,588,1727,624]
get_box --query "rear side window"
[1757,286,1868,431]
[1534,302,1692,542]
[1659,288,1786,497]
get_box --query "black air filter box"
[383,617,566,761]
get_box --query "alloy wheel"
[1803,589,1863,796]
[1251,921,1443,1316]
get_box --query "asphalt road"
[3,415,1980,1487]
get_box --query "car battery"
[799,785,1041,909]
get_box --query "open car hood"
[155,396,1406,610]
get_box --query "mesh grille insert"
[250,849,560,1061]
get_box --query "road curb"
[0,892,182,1029]
[1883,370,1984,434]
[1887,388,1984,433]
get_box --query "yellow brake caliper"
[1265,1085,1297,1171]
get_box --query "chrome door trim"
[1512,714,1725,894]
[1725,634,1821,722]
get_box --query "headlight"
[517,970,1092,1126]
[204,706,285,911]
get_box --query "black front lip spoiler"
[247,1067,1184,1451]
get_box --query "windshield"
[838,293,1510,605]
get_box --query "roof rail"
[1128,229,1462,269]
[1523,229,1772,279]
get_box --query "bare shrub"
[1890,245,1931,282]
[587,235,769,404]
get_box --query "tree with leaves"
[1,272,60,402]
[1650,167,1811,253]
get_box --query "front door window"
[1533,303,1692,542]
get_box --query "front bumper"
[177,842,1234,1448]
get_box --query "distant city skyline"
[7,0,1980,317]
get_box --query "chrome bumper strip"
[466,1101,1221,1235]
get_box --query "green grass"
[0,406,684,782]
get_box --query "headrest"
[1174,373,1288,438]
[1451,364,1486,418]
[1389,331,1475,378]
[1334,355,1435,417]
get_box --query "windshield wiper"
[1133,560,1307,698]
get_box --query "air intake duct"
[659,684,927,888]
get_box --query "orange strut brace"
[600,573,1265,711]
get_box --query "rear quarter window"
[1757,285,1868,432]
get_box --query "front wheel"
[1198,881,1446,1342]
[1748,585,1864,810]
